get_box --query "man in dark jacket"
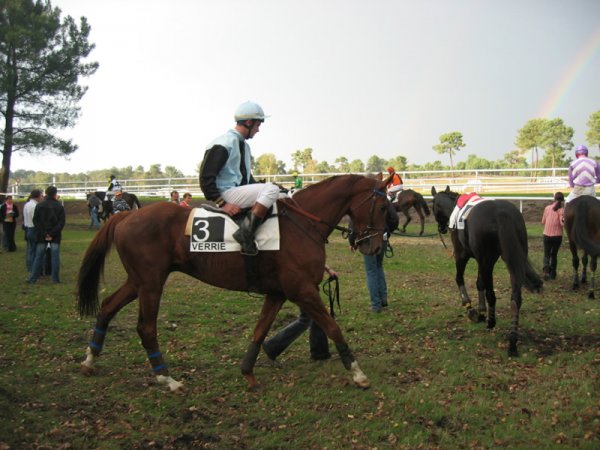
[27,186,65,284]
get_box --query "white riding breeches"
[222,183,280,209]
[566,185,596,203]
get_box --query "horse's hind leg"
[135,285,184,392]
[401,210,411,233]
[415,207,425,236]
[241,293,285,390]
[588,255,596,299]
[508,283,523,357]
[581,252,589,285]
[81,281,138,375]
[570,241,580,290]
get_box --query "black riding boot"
[232,203,268,256]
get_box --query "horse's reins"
[321,274,340,318]
[281,188,387,245]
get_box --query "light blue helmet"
[234,101,267,122]
[575,145,588,157]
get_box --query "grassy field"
[0,211,598,449]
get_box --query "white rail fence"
[5,168,570,204]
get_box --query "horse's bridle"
[348,188,387,247]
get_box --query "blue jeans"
[363,245,387,311]
[25,227,37,272]
[89,206,100,229]
[29,242,60,283]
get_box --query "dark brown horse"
[392,189,431,235]
[91,191,142,221]
[431,186,542,356]
[77,175,391,391]
[563,195,600,299]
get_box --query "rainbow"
[537,27,600,118]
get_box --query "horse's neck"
[290,189,351,229]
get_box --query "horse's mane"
[292,174,366,199]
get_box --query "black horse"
[431,186,542,356]
[563,195,600,299]
[392,189,431,235]
[92,191,142,221]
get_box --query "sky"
[10,0,600,176]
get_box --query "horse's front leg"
[241,293,284,390]
[402,211,411,233]
[300,297,370,389]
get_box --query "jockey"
[386,167,403,201]
[106,175,122,202]
[199,101,280,256]
[112,190,131,214]
[566,145,600,202]
[293,171,303,190]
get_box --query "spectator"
[349,200,399,312]
[28,186,65,284]
[87,192,101,229]
[293,171,303,190]
[262,265,337,363]
[0,195,19,252]
[170,190,180,204]
[541,192,565,280]
[23,189,43,271]
[180,193,192,208]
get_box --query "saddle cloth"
[449,194,491,230]
[185,204,280,252]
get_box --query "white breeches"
[566,185,596,203]
[222,183,280,208]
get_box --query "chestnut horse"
[431,186,542,356]
[393,189,431,235]
[77,175,390,391]
[563,195,600,299]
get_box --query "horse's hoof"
[466,309,480,323]
[572,284,579,291]
[80,364,95,376]
[507,348,519,357]
[477,314,486,323]
[588,291,595,300]
[354,378,371,390]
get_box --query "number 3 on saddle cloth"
[448,192,491,231]
[185,204,280,252]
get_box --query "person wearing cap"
[23,189,44,271]
[293,171,303,190]
[28,186,65,284]
[385,166,404,201]
[566,145,600,202]
[541,192,565,280]
[112,190,131,214]
[106,175,122,202]
[200,101,280,256]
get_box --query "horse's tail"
[573,199,600,257]
[497,210,543,293]
[417,192,431,216]
[77,213,129,317]
[131,193,142,209]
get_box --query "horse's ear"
[444,185,450,193]
[431,186,437,196]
